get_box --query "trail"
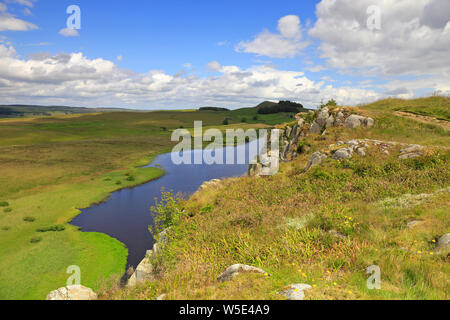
[395,111,450,130]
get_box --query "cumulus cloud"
[236,15,308,58]
[206,61,222,72]
[59,28,79,37]
[0,44,381,108]
[309,0,450,76]
[0,0,37,31]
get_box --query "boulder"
[280,284,312,300]
[127,252,155,286]
[217,264,268,282]
[305,152,327,171]
[325,115,335,128]
[435,234,450,256]
[356,148,366,156]
[365,117,375,127]
[399,153,421,160]
[332,148,353,160]
[344,115,366,128]
[334,112,345,126]
[316,107,329,127]
[401,145,424,154]
[46,285,97,301]
[309,122,322,134]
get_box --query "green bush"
[0,201,9,207]
[222,119,229,125]
[23,217,36,222]
[3,208,12,213]
[36,225,66,233]
[126,176,136,182]
[241,117,247,123]
[149,189,183,236]
[30,236,42,244]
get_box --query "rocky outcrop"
[217,264,268,282]
[280,284,312,300]
[308,107,374,134]
[198,179,221,191]
[127,228,171,287]
[305,152,327,171]
[46,285,97,300]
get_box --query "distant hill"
[256,100,308,114]
[0,105,131,118]
[198,107,230,112]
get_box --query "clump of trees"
[257,100,305,114]
[199,107,230,112]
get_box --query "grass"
[0,107,292,300]
[103,97,449,300]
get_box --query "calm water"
[71,139,263,270]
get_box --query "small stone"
[217,264,268,282]
[406,220,423,229]
[332,148,353,160]
[280,284,312,300]
[399,152,421,159]
[46,285,97,301]
[356,148,366,156]
[305,152,327,171]
[435,234,450,255]
[156,294,167,300]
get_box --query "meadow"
[0,106,296,299]
[104,97,450,300]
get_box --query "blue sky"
[0,0,449,109]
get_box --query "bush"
[222,119,229,125]
[116,181,122,185]
[0,201,9,207]
[36,225,66,233]
[30,236,42,244]
[23,217,36,222]
[149,189,183,236]
[126,176,136,182]
[325,99,337,107]
[241,117,247,123]
[199,107,230,112]
[3,208,12,213]
[253,115,258,121]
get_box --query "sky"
[0,0,449,109]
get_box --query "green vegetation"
[257,100,307,115]
[198,107,230,112]
[104,97,449,300]
[0,106,290,300]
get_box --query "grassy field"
[0,107,295,299]
[104,97,449,300]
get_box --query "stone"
[344,115,366,129]
[127,254,155,286]
[156,294,167,300]
[309,122,322,134]
[280,284,312,300]
[401,145,424,154]
[406,220,423,229]
[364,117,375,127]
[399,152,421,159]
[46,285,97,300]
[334,112,345,126]
[325,115,335,128]
[356,148,366,156]
[217,264,268,282]
[305,152,327,171]
[435,234,450,256]
[297,118,305,128]
[316,107,330,127]
[332,148,353,160]
[328,230,347,239]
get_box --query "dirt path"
[395,111,450,130]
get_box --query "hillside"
[104,97,449,300]
[0,105,132,119]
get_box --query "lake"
[71,139,263,270]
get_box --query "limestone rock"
[325,115,335,128]
[305,152,327,171]
[406,220,423,229]
[334,112,345,126]
[217,264,268,282]
[316,107,329,127]
[156,294,167,300]
[46,285,97,301]
[399,152,421,160]
[332,148,353,160]
[309,122,322,134]
[435,234,450,255]
[344,115,366,128]
[356,148,366,156]
[280,284,312,300]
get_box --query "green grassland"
[0,107,295,299]
[105,97,449,300]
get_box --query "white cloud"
[0,3,7,12]
[207,61,222,72]
[309,0,450,76]
[59,28,79,37]
[117,55,123,62]
[0,45,381,108]
[0,13,37,31]
[236,15,308,58]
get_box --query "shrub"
[200,204,214,215]
[1,226,10,231]
[36,225,66,233]
[126,176,136,182]
[116,181,122,185]
[253,115,258,121]
[23,217,36,222]
[0,201,9,207]
[30,236,42,244]
[149,189,183,236]
[222,119,229,125]
[3,208,12,213]
[325,99,337,107]
[241,117,247,123]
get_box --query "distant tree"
[325,99,337,107]
[223,119,229,125]
[241,117,247,123]
[253,115,258,121]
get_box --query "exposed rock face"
[46,285,97,301]
[305,152,327,171]
[344,115,373,129]
[217,264,268,282]
[127,228,171,287]
[198,179,221,191]
[435,234,450,256]
[280,284,312,300]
